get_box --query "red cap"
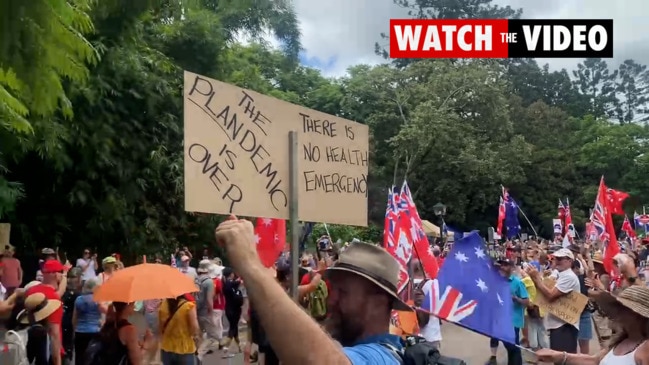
[42,259,65,273]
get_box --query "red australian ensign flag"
[606,188,629,215]
[389,19,613,59]
[254,218,286,267]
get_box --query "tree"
[614,59,649,123]
[572,58,618,118]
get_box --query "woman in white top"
[536,285,649,364]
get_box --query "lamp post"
[433,202,447,244]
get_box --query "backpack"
[194,276,212,310]
[304,273,328,320]
[84,321,130,365]
[413,280,430,327]
[382,335,467,365]
[0,329,30,365]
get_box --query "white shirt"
[179,266,197,281]
[544,268,581,330]
[76,258,97,281]
[413,278,442,342]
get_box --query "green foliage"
[3,0,649,258]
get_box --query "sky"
[286,0,649,77]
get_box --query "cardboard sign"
[183,72,369,226]
[533,278,588,325]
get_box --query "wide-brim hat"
[197,259,211,273]
[326,242,412,312]
[17,292,62,324]
[614,285,649,318]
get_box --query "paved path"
[128,313,601,365]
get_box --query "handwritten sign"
[533,278,588,325]
[183,71,369,226]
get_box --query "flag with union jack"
[591,177,620,274]
[383,186,411,293]
[421,231,516,344]
[591,178,609,241]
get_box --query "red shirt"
[26,284,64,354]
[213,278,225,310]
[300,272,331,292]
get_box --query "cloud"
[289,0,649,77]
[298,51,338,71]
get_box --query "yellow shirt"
[158,299,196,354]
[521,276,546,317]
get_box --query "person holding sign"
[536,285,649,365]
[526,248,581,355]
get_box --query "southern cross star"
[262,218,273,226]
[476,278,488,292]
[455,252,468,262]
[497,293,504,305]
[474,247,486,259]
[255,234,261,244]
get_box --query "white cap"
[553,248,574,260]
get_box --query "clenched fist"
[215,215,261,273]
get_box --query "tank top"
[600,340,646,365]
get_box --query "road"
[127,313,601,364]
[197,321,602,364]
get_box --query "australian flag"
[503,188,521,238]
[421,232,515,344]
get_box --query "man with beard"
[215,216,409,364]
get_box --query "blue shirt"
[74,294,101,333]
[508,275,529,329]
[344,334,402,364]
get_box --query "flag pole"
[517,206,539,238]
[501,185,539,238]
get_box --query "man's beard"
[324,312,363,347]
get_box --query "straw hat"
[326,242,412,311]
[615,285,649,318]
[17,293,62,324]
[0,223,14,255]
[592,251,603,264]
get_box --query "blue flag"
[421,232,515,344]
[504,191,521,238]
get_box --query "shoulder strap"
[161,300,189,334]
[380,342,405,364]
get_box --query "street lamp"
[433,203,446,216]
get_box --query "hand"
[215,215,260,273]
[143,329,154,344]
[585,276,605,291]
[92,253,97,259]
[317,259,327,271]
[525,264,540,279]
[13,288,25,297]
[543,269,552,277]
[536,348,562,362]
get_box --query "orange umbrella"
[93,263,198,302]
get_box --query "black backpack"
[84,321,130,365]
[382,335,467,365]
